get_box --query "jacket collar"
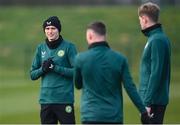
[141,23,162,37]
[46,35,63,49]
[88,41,110,49]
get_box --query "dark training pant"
[40,104,75,124]
[149,105,166,124]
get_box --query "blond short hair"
[138,2,160,23]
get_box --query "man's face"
[45,26,59,41]
[139,16,146,30]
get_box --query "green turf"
[0,6,180,123]
[1,79,179,123]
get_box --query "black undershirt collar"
[141,23,161,36]
[88,41,110,49]
[46,35,63,49]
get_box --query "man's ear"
[88,30,94,41]
[142,15,149,24]
[89,33,92,40]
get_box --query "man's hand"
[42,58,54,73]
[146,107,154,118]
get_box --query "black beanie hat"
[43,16,61,32]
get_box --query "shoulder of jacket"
[150,35,165,45]
[62,39,75,46]
[78,50,89,57]
[35,42,45,51]
[37,41,46,47]
[109,49,125,59]
[75,52,85,64]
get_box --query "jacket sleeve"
[74,54,83,89]
[122,58,146,113]
[144,39,165,106]
[30,45,44,80]
[54,43,77,78]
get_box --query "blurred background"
[0,0,179,124]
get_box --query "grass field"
[0,6,180,123]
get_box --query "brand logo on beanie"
[46,21,51,25]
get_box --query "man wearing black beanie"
[30,16,77,124]
[43,16,61,33]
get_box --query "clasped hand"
[42,58,54,73]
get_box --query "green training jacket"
[74,42,146,123]
[30,39,77,104]
[139,24,171,106]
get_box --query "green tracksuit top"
[139,24,171,106]
[74,42,146,123]
[30,38,77,104]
